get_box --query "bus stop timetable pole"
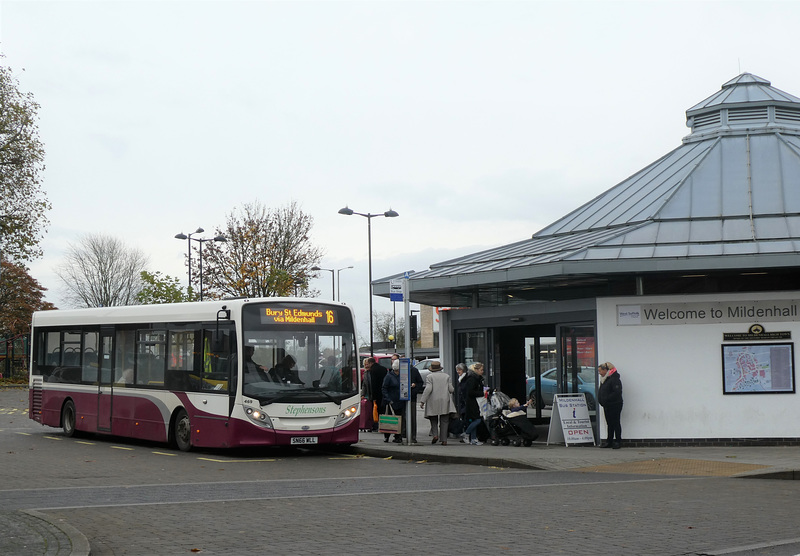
[404,275,412,445]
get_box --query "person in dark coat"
[381,363,407,443]
[390,354,423,443]
[598,361,624,449]
[462,362,486,445]
[455,363,468,420]
[361,358,387,432]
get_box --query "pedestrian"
[381,359,407,443]
[361,357,387,432]
[391,354,423,443]
[454,362,468,420]
[419,361,457,445]
[448,363,468,438]
[598,361,623,449]
[462,362,486,445]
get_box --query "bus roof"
[31,298,351,327]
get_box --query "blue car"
[526,367,596,410]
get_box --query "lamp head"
[195,227,205,234]
[175,233,188,240]
[311,266,321,271]
[213,235,227,242]
[384,209,399,218]
[338,207,354,216]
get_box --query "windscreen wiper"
[258,392,302,406]
[297,386,341,404]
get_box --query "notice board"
[546,393,595,446]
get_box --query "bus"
[28,298,361,450]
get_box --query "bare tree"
[56,233,149,307]
[373,310,405,347]
[202,200,323,299]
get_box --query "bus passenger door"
[97,329,114,432]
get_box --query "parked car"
[415,358,441,386]
[526,367,596,410]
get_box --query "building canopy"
[376,74,800,308]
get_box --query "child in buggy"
[485,392,539,447]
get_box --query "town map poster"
[721,343,795,394]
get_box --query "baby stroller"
[485,391,539,447]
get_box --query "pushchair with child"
[484,391,539,447]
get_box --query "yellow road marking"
[111,446,134,451]
[44,436,62,441]
[76,441,95,445]
[152,451,177,457]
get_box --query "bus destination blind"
[262,307,338,325]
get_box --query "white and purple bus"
[28,298,360,450]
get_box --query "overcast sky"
[3,0,800,338]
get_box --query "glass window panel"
[115,329,135,385]
[82,331,99,384]
[201,328,232,392]
[137,329,166,387]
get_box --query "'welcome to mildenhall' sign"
[617,300,800,326]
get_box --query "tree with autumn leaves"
[199,200,323,300]
[0,58,50,264]
[0,260,55,337]
[0,58,54,337]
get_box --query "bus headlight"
[335,404,359,427]
[245,407,274,429]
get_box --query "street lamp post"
[338,206,399,356]
[336,265,354,301]
[174,228,227,301]
[311,266,335,300]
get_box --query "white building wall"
[596,291,800,440]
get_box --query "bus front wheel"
[172,409,192,452]
[62,400,77,437]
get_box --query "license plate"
[290,436,318,445]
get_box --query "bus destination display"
[262,306,338,325]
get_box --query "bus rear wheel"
[62,400,77,437]
[172,409,192,452]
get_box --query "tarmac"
[4,427,800,555]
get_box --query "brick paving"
[4,387,800,555]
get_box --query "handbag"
[378,404,402,434]
[476,396,491,419]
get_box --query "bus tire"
[62,400,77,437]
[172,409,192,452]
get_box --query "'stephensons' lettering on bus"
[285,405,328,416]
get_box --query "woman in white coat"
[419,361,457,445]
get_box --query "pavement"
[4,422,800,555]
[353,427,800,479]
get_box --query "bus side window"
[201,328,232,392]
[166,330,197,392]
[136,330,166,387]
[36,331,61,380]
[82,331,99,384]
[114,329,135,386]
